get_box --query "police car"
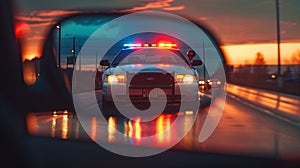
[100,42,202,109]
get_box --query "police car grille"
[130,73,173,87]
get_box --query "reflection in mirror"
[192,60,202,66]
[49,11,225,146]
[50,14,226,92]
[100,59,110,66]
[26,111,198,148]
[27,12,228,157]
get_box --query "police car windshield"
[111,48,189,66]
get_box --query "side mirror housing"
[191,60,202,66]
[100,60,110,66]
[187,50,196,60]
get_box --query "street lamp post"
[72,37,76,69]
[56,24,61,68]
[203,41,206,82]
[275,0,282,88]
[71,49,75,69]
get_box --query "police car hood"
[107,64,194,75]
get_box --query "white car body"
[101,47,200,104]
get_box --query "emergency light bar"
[123,43,177,49]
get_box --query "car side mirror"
[100,60,110,66]
[191,60,202,66]
[187,50,196,60]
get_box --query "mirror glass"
[28,12,227,157]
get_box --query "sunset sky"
[14,0,300,65]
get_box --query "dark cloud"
[14,0,300,44]
[16,0,138,12]
[68,16,115,26]
[180,0,300,44]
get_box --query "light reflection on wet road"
[26,93,300,160]
[227,84,300,119]
[27,109,195,148]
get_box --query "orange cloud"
[280,20,297,27]
[27,36,46,41]
[163,5,185,11]
[119,0,184,12]
[15,16,53,22]
[17,10,81,62]
[30,10,81,17]
[29,22,56,28]
[198,17,208,21]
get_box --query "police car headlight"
[106,74,126,84]
[175,74,195,84]
[199,80,205,85]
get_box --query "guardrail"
[226,84,300,126]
